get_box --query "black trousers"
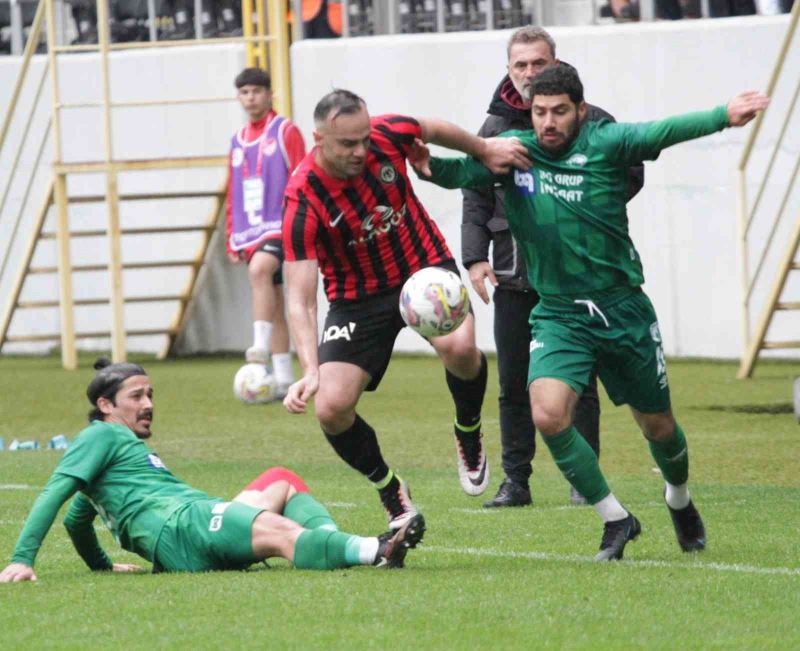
[493,287,601,486]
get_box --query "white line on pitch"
[0,484,40,490]
[421,545,800,577]
[450,502,664,514]
[450,499,746,515]
[325,502,358,508]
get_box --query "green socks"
[293,529,349,570]
[293,529,377,570]
[542,422,690,508]
[283,492,338,531]
[648,422,689,486]
[542,426,611,504]
[285,493,382,569]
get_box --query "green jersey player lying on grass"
[411,63,768,562]
[0,358,425,583]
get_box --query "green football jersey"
[53,421,210,561]
[427,105,729,301]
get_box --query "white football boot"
[454,432,490,496]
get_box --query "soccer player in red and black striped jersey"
[281,89,532,529]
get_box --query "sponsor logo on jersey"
[538,170,585,202]
[566,153,588,167]
[347,204,407,247]
[323,321,357,343]
[231,148,244,168]
[262,138,277,156]
[148,453,167,470]
[514,169,536,195]
[530,339,544,352]
[379,163,397,183]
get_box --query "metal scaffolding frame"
[0,0,292,368]
[736,1,800,378]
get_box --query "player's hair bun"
[93,356,113,371]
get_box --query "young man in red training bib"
[227,68,306,398]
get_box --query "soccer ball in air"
[233,363,278,404]
[399,267,470,337]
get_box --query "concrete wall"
[0,45,253,355]
[1,15,798,360]
[288,15,800,359]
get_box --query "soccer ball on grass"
[399,267,470,338]
[233,363,278,404]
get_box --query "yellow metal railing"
[737,1,800,378]
[0,0,293,369]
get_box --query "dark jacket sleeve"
[461,116,505,269]
[586,104,645,202]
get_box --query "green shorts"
[528,288,671,413]
[153,500,263,573]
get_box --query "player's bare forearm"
[289,301,320,378]
[418,117,531,174]
[284,308,319,413]
[285,261,319,374]
[284,260,321,412]
[418,117,486,158]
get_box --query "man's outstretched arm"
[0,474,81,583]
[410,137,498,191]
[608,91,769,163]
[417,117,532,174]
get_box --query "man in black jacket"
[462,26,645,508]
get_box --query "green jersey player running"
[412,63,768,561]
[0,358,425,583]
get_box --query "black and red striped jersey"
[282,114,453,303]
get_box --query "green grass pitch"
[1,353,798,649]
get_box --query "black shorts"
[245,237,284,285]
[318,260,461,391]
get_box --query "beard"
[134,409,153,439]
[538,118,581,155]
[512,79,534,105]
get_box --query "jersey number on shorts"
[208,502,232,532]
